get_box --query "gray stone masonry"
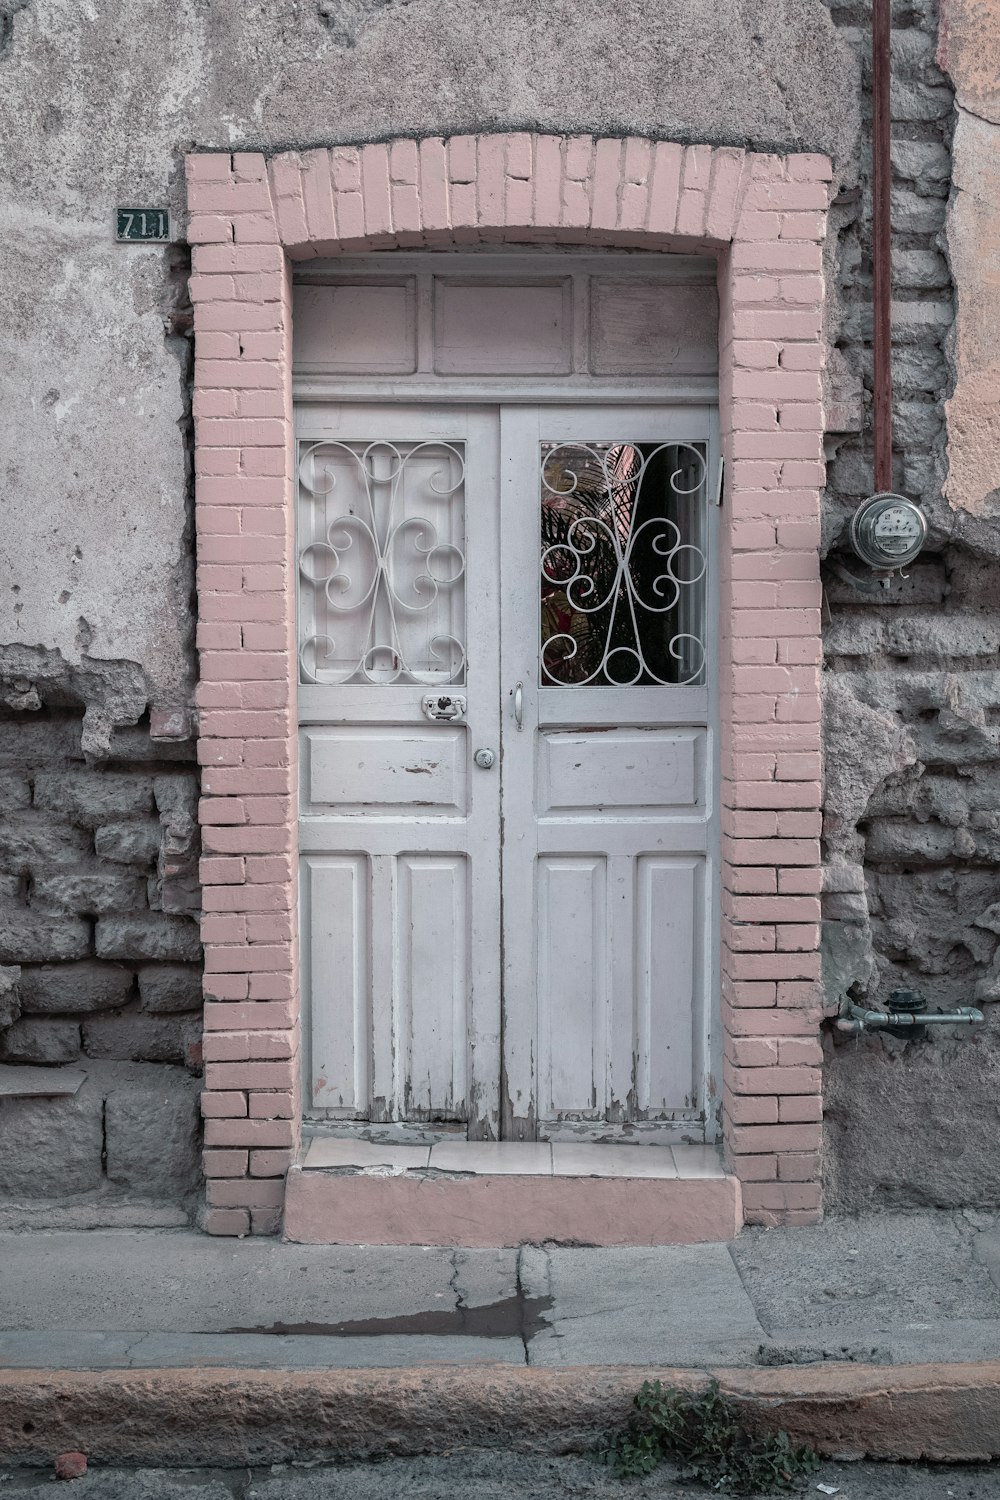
[820,1,1000,1209]
[0,710,202,1222]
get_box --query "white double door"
[298,402,717,1142]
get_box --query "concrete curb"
[2,1362,1000,1466]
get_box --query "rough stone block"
[94,822,163,867]
[890,138,951,184]
[138,964,204,1013]
[33,772,153,827]
[0,965,21,1029]
[0,1018,82,1064]
[0,911,90,964]
[153,774,199,821]
[19,962,134,1015]
[83,1013,201,1065]
[95,914,201,963]
[103,1064,201,1196]
[31,870,146,917]
[0,816,91,872]
[0,1073,105,1197]
[0,774,30,812]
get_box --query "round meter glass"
[872,504,924,556]
[849,493,928,571]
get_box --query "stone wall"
[0,707,202,1225]
[819,0,1000,1210]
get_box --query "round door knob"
[473,747,496,770]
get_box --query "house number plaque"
[116,208,170,242]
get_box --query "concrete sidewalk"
[2,1209,1000,1371]
[4,1211,1000,1466]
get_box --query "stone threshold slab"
[283,1165,741,1246]
[301,1139,725,1180]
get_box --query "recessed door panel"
[302,726,468,814]
[538,729,703,814]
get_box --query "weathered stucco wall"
[4,0,1000,1223]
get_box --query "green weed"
[595,1378,821,1495]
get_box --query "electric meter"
[849,492,928,572]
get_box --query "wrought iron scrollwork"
[298,440,467,686]
[539,441,708,687]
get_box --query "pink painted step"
[282,1141,742,1246]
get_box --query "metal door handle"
[513,681,523,732]
[473,747,496,770]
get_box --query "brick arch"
[186,134,831,1237]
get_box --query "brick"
[203,1149,249,1177]
[205,1208,250,1236]
[207,1178,284,1209]
[729,1122,822,1154]
[728,1065,821,1096]
[203,1001,295,1030]
[778,1094,823,1123]
[205,1118,295,1147]
[202,1091,249,1118]
[250,1149,293,1177]
[741,1182,822,1213]
[204,1060,296,1090]
[249,1091,294,1118]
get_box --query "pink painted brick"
[590,138,623,231]
[203,883,292,913]
[647,142,683,234]
[187,153,235,184]
[727,1065,820,1096]
[205,1118,295,1148]
[203,1148,249,1177]
[250,1148,294,1177]
[704,147,747,241]
[204,946,293,978]
[249,1091,295,1118]
[249,972,296,1000]
[205,1208,250,1236]
[415,138,449,228]
[205,1060,296,1091]
[203,1001,295,1031]
[726,1094,779,1125]
[202,1090,248,1118]
[532,135,563,226]
[779,1095,824,1123]
[729,1122,822,1155]
[207,1178,284,1210]
[202,974,249,1001]
[477,134,507,226]
[448,134,478,183]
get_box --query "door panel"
[499,406,717,1142]
[297,405,501,1136]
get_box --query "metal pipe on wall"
[872,0,894,492]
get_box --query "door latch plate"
[421,694,467,722]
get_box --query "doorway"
[297,400,718,1143]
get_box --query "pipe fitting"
[836,1002,985,1035]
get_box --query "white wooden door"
[298,401,716,1144]
[499,407,718,1142]
[297,404,501,1137]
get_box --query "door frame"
[186,135,830,1235]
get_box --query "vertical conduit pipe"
[872,0,894,491]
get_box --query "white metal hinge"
[712,457,725,506]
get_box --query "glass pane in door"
[539,441,708,687]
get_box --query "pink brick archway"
[185,135,830,1236]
